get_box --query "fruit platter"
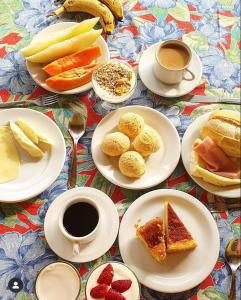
[24,19,110,94]
[0,0,240,300]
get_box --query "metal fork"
[0,93,59,108]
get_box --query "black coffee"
[63,202,99,237]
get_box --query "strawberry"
[111,280,132,293]
[105,289,126,300]
[97,264,114,285]
[90,284,109,298]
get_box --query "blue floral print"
[15,0,58,34]
[140,0,176,9]
[110,30,140,61]
[197,47,240,93]
[0,51,35,95]
[138,20,185,46]
[0,231,56,300]
[191,16,229,46]
[183,0,218,14]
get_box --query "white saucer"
[182,112,241,198]
[119,189,220,293]
[138,42,202,98]
[44,187,119,263]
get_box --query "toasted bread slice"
[136,217,166,262]
[164,202,197,253]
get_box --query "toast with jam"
[164,202,197,253]
[136,217,166,262]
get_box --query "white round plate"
[91,105,180,190]
[44,187,119,263]
[182,112,240,198]
[138,42,202,98]
[119,189,220,293]
[0,108,65,202]
[26,22,110,95]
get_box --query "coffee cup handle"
[73,242,80,256]
[183,68,195,81]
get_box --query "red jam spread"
[140,219,163,248]
[168,204,191,243]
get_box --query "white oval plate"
[44,187,119,263]
[91,106,181,190]
[182,112,240,198]
[119,189,220,293]
[0,108,65,202]
[26,22,110,95]
[138,42,202,98]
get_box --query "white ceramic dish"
[182,112,241,198]
[138,42,202,98]
[119,189,220,293]
[92,59,137,103]
[0,108,65,202]
[91,105,181,190]
[44,187,119,263]
[26,22,110,95]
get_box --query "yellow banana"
[54,0,115,34]
[100,0,123,20]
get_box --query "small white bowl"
[92,59,137,103]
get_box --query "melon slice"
[16,119,51,152]
[10,121,43,158]
[26,29,102,64]
[21,17,99,57]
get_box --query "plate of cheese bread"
[91,105,180,190]
[182,109,240,198]
[119,189,219,293]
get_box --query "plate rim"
[0,108,66,202]
[26,21,110,95]
[181,111,241,198]
[118,188,220,293]
[44,187,120,263]
[138,42,203,98]
[91,105,181,190]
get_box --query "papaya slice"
[46,63,99,91]
[43,45,102,76]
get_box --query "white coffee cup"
[153,40,195,85]
[58,197,100,256]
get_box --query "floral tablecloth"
[0,0,240,299]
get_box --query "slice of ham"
[193,136,240,179]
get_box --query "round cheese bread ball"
[118,112,144,138]
[101,132,130,156]
[133,128,160,157]
[119,151,146,178]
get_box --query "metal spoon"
[68,112,86,189]
[225,238,241,300]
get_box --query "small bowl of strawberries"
[85,261,140,300]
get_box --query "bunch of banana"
[53,0,124,34]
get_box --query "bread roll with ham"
[190,137,240,186]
